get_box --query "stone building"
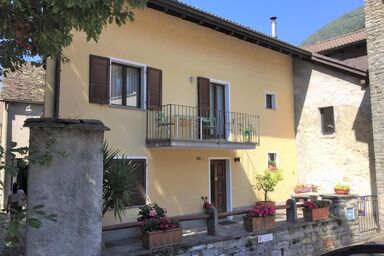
[294,56,371,195]
[0,64,45,208]
[365,0,384,229]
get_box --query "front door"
[210,160,227,213]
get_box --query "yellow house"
[43,0,363,227]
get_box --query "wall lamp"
[234,157,241,162]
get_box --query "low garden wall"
[156,217,360,256]
[103,195,381,256]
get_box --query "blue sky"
[181,0,364,45]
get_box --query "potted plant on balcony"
[334,184,350,195]
[138,203,182,249]
[255,169,283,206]
[302,201,330,221]
[243,204,276,232]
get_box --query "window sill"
[109,104,146,112]
[265,107,277,111]
[320,134,336,139]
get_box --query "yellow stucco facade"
[45,8,297,225]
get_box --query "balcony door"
[198,77,227,140]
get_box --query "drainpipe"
[53,58,61,119]
[1,102,9,208]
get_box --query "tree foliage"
[0,0,147,74]
[255,170,283,202]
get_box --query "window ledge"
[109,104,146,112]
[265,108,277,111]
[320,134,336,139]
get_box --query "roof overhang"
[147,0,312,60]
[311,53,368,79]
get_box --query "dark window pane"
[320,107,335,134]
[266,94,273,109]
[111,64,123,105]
[268,153,276,162]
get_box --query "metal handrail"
[146,104,260,144]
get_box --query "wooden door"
[210,160,227,213]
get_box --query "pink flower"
[149,209,157,217]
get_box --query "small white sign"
[258,233,273,243]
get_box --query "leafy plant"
[0,142,58,249]
[0,205,57,246]
[255,170,283,202]
[102,142,138,221]
[0,0,148,74]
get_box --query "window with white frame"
[265,93,276,110]
[111,63,144,108]
[267,152,278,170]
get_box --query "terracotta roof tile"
[302,29,366,53]
[1,64,45,104]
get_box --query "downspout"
[1,102,9,208]
[53,58,61,119]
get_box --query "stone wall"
[179,219,360,256]
[104,196,379,256]
[365,0,384,229]
[293,59,373,195]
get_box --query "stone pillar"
[365,0,384,230]
[24,119,107,256]
[322,194,360,244]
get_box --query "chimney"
[270,16,277,38]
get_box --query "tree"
[255,170,283,202]
[0,0,147,74]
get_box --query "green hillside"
[301,6,365,46]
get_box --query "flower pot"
[142,228,182,249]
[303,208,329,221]
[334,189,350,195]
[243,215,275,232]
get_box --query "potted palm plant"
[255,169,283,206]
[243,204,276,232]
[138,204,182,249]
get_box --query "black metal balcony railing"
[146,104,260,145]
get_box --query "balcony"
[146,104,260,149]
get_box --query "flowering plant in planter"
[138,203,182,249]
[141,216,180,232]
[137,203,166,222]
[334,184,350,195]
[303,200,329,221]
[243,204,276,232]
[246,204,276,218]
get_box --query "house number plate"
[258,233,273,243]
